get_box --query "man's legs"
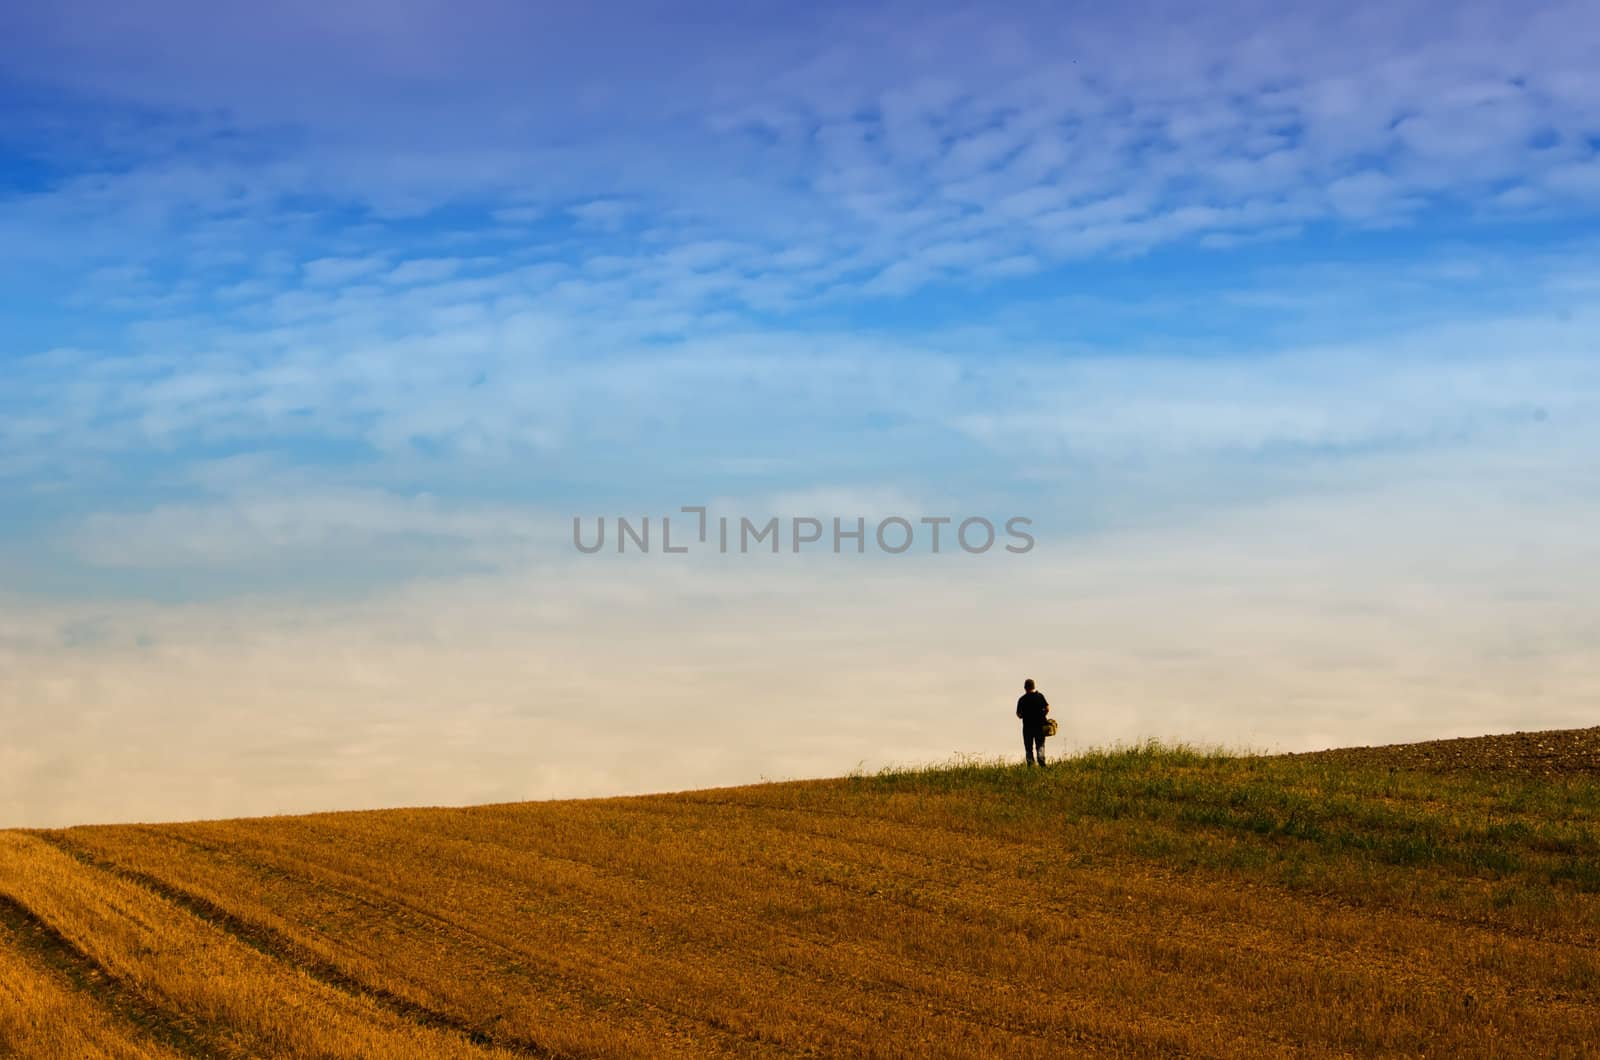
[1023,726,1042,766]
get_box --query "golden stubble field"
[3,730,1599,1058]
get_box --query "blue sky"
[3,0,1599,825]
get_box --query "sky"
[2,0,1599,826]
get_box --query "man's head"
[1024,678,1035,692]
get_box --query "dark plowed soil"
[1286,726,1600,776]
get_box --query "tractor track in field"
[0,891,216,1059]
[127,821,1040,1058]
[84,823,786,1057]
[31,830,561,1059]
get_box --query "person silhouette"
[1016,678,1050,767]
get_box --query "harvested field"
[3,733,1598,1057]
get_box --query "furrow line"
[33,831,560,1060]
[0,891,214,1059]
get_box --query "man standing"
[1016,678,1050,767]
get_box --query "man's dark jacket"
[1016,690,1049,727]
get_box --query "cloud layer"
[3,0,1599,824]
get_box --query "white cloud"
[302,254,389,286]
[1326,171,1418,223]
[384,257,465,285]
[490,205,544,224]
[71,485,549,569]
[5,258,1598,485]
[4,1,1596,313]
[1543,161,1600,201]
[568,199,631,230]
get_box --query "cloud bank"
[2,0,1598,824]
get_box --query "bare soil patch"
[1286,726,1600,776]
